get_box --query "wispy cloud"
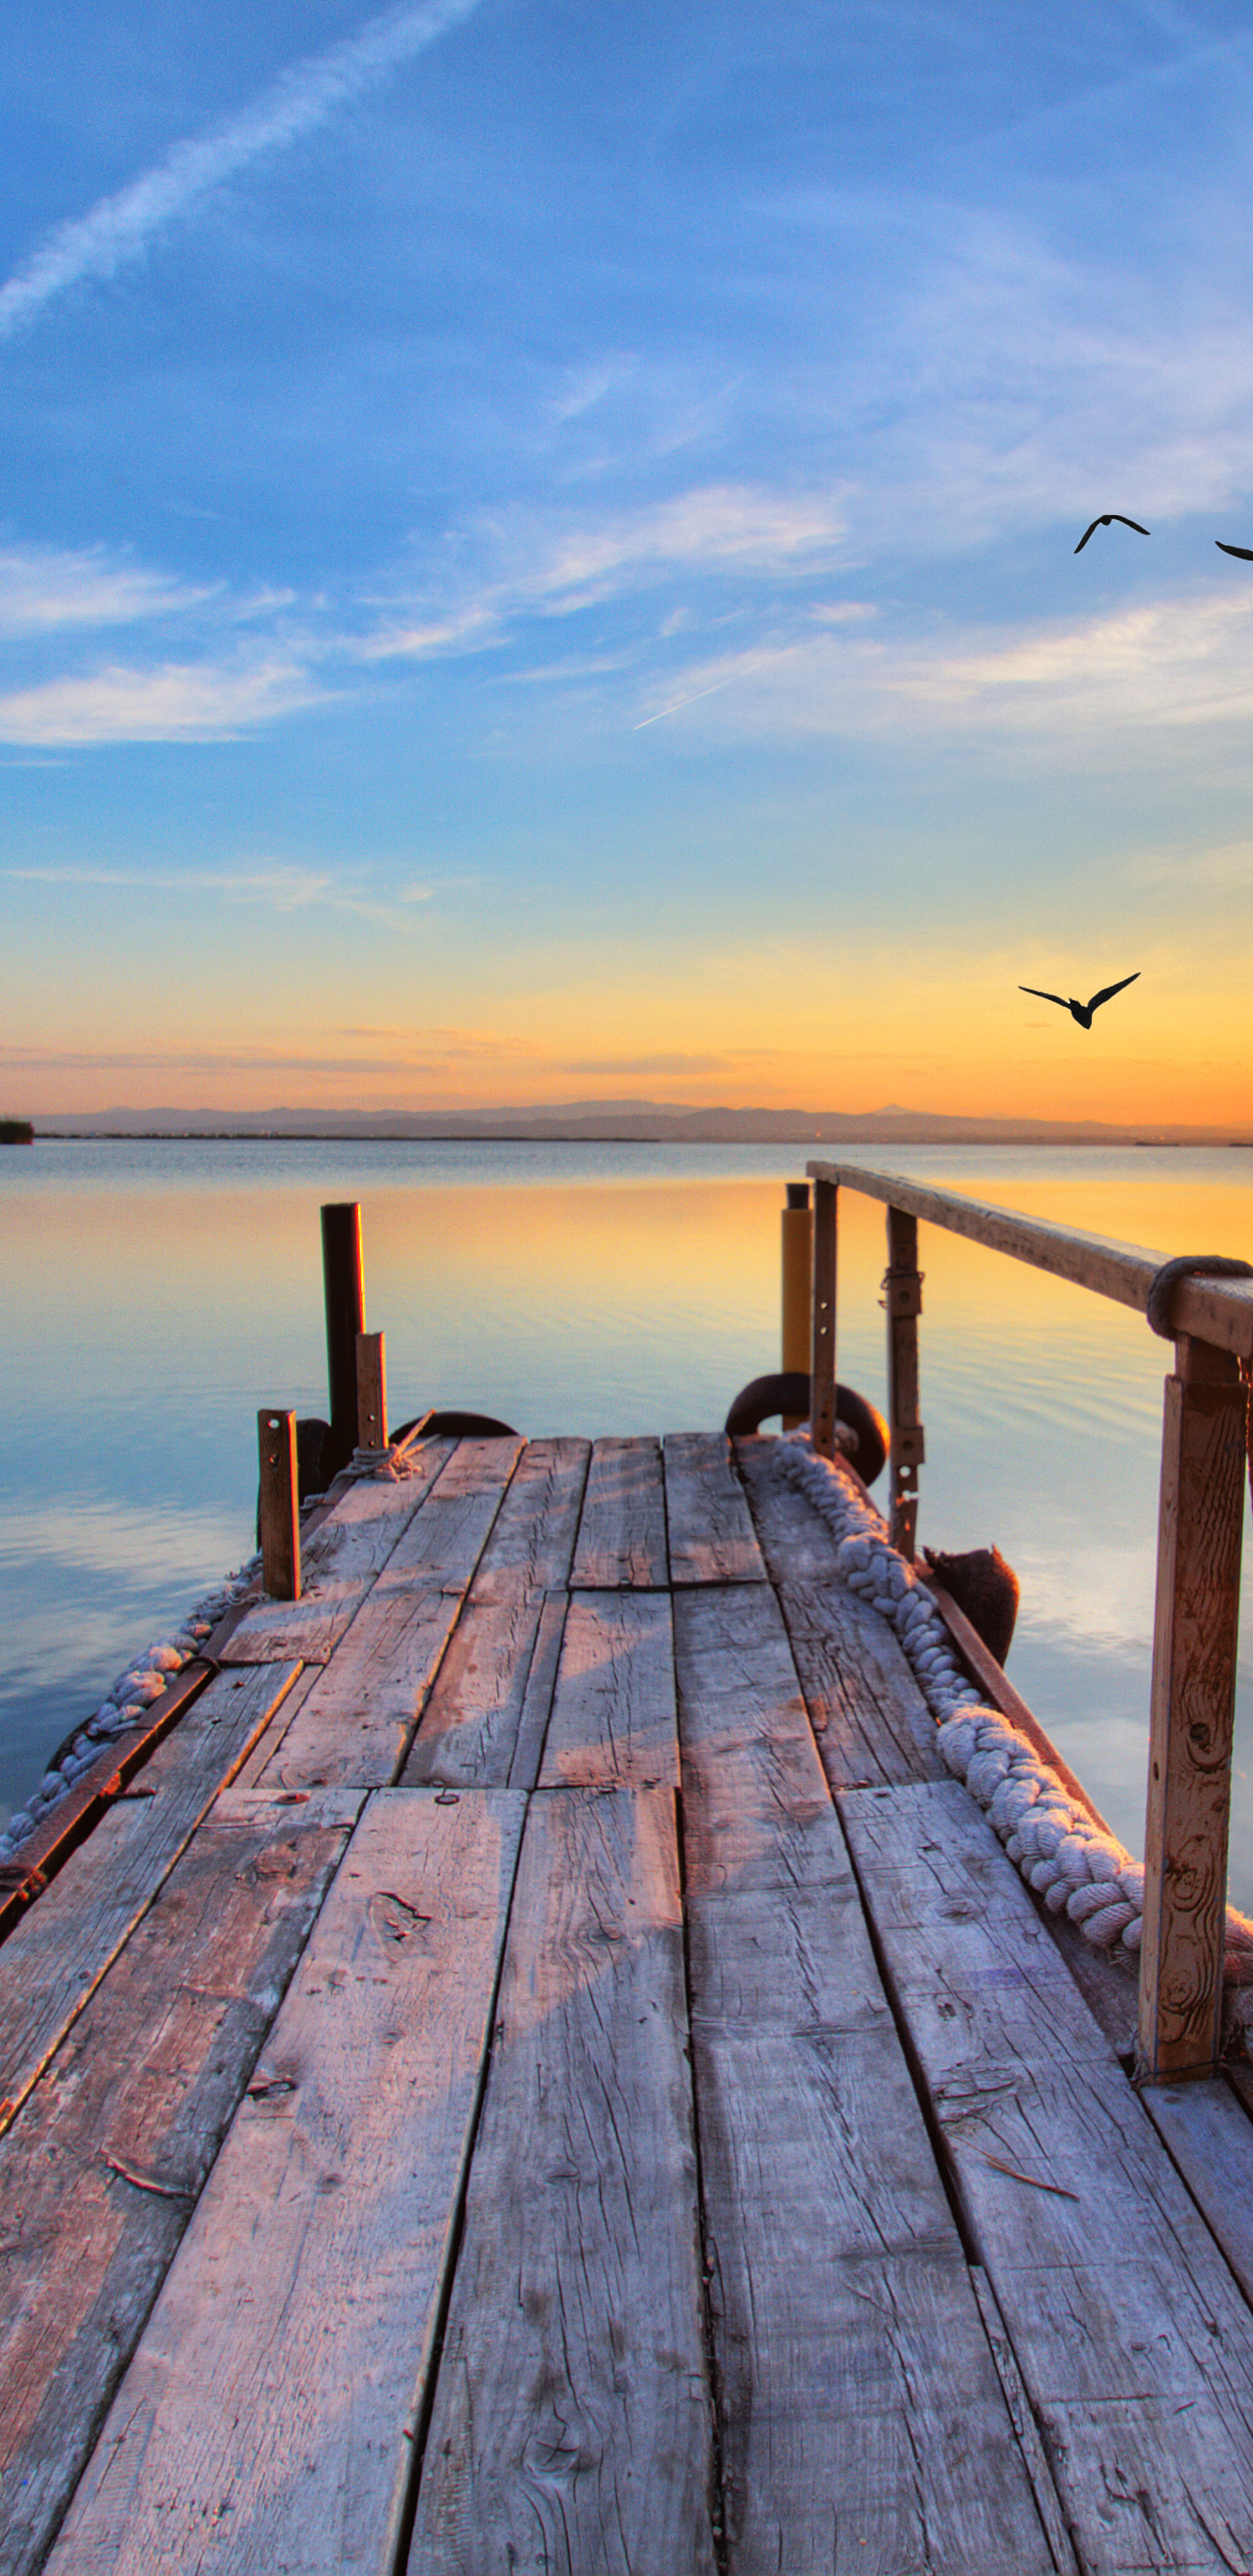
[0,0,486,342]
[0,654,326,742]
[0,856,439,932]
[0,544,214,635]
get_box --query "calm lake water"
[4,1136,1253,1902]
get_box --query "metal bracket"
[882,1270,924,1320]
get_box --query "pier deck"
[5,1432,1253,2573]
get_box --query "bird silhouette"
[1074,514,1150,553]
[1018,971,1140,1030]
[1216,540,1253,560]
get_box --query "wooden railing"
[802,1159,1252,2086]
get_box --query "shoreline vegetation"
[15,1100,1253,1147]
[0,1120,33,1144]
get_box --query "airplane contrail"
[0,0,485,342]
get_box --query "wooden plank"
[218,1463,444,1667]
[662,1433,766,1584]
[247,1589,466,1790]
[842,1775,1253,2575]
[0,1786,362,2576]
[401,1582,548,1787]
[1140,2074,1253,2310]
[774,1573,947,1788]
[0,1661,303,2139]
[673,1585,835,1895]
[734,1434,846,1580]
[406,1786,715,2576]
[806,1157,1253,1358]
[0,1660,212,1941]
[46,1788,526,2576]
[506,1592,568,1791]
[468,1437,590,1598]
[678,1597,1056,2573]
[539,1590,678,1789]
[374,1436,525,1590]
[569,1437,667,1588]
[1138,1336,1247,2076]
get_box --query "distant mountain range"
[25,1098,1251,1144]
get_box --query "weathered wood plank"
[678,1602,1057,2573]
[46,1788,526,2576]
[734,1433,846,1580]
[662,1433,766,1585]
[539,1590,678,1789]
[569,1437,667,1588]
[218,1458,449,1665]
[1142,2075,1253,2311]
[0,1661,303,2138]
[506,1593,569,1792]
[842,1775,1253,2575]
[673,1585,835,1895]
[249,1589,466,1790]
[468,1437,590,1599]
[402,1583,547,1787]
[406,1786,715,2576]
[774,1573,947,1788]
[374,1436,525,1590]
[0,1787,362,2576]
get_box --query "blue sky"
[4,0,1253,1120]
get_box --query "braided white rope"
[771,1440,1144,1955]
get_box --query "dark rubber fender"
[390,1409,519,1443]
[724,1372,889,1485]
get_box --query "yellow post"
[781,1183,812,1430]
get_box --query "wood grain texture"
[249,1589,466,1790]
[0,1661,302,2138]
[539,1590,678,1789]
[468,1437,590,1598]
[406,1786,715,2576]
[375,1436,524,1590]
[673,1584,835,1895]
[807,1157,1253,1358]
[1139,2072,1253,2310]
[662,1433,766,1584]
[46,1788,526,2576]
[506,1592,569,1791]
[402,1582,547,1787]
[679,1605,1055,2573]
[219,1460,448,1667]
[842,1775,1253,2575]
[774,1573,947,1788]
[733,1435,846,1581]
[1138,1353,1247,2076]
[0,1788,361,2576]
[570,1438,668,1588]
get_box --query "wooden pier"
[5,1412,1253,2572]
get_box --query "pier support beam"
[885,1206,924,1559]
[1136,1332,1247,2081]
[811,1178,838,1460]
[356,1330,388,1452]
[781,1184,811,1432]
[258,1410,301,1601]
[321,1203,365,1476]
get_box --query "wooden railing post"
[811,1178,838,1459]
[1136,1333,1247,2080]
[356,1330,388,1452]
[258,1409,301,1601]
[781,1183,811,1431]
[885,1206,924,1557]
[321,1203,365,1476]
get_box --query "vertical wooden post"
[258,1410,301,1601]
[885,1206,924,1558]
[811,1178,838,1459]
[1136,1333,1247,2081]
[356,1330,388,1452]
[321,1203,365,1476]
[781,1183,812,1432]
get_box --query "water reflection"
[3,1140,1253,1906]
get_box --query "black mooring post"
[321,1202,365,1475]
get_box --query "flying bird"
[1216,540,1253,560]
[1074,514,1150,553]
[1018,971,1140,1030]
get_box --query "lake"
[3,1136,1253,1902]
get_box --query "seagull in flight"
[1018,971,1140,1030]
[1074,514,1149,553]
[1216,540,1253,560]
